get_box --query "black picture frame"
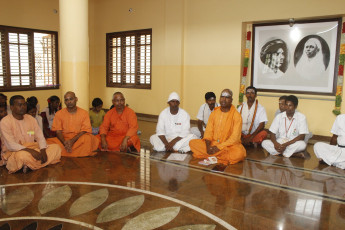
[251,18,342,95]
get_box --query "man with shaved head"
[190,89,246,165]
[97,92,140,152]
[47,91,99,157]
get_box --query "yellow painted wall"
[1,0,345,136]
[0,0,61,109]
[90,0,345,136]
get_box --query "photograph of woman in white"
[294,35,330,80]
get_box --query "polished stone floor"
[1,119,345,229]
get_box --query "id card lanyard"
[285,117,294,138]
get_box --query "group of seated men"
[150,87,344,169]
[0,86,344,174]
[148,87,310,165]
[0,91,140,173]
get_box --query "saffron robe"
[0,114,61,173]
[47,107,99,157]
[97,107,140,152]
[190,105,246,165]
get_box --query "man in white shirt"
[314,114,345,169]
[190,92,218,138]
[237,86,268,147]
[274,95,287,117]
[262,95,309,157]
[150,92,197,153]
[274,95,312,143]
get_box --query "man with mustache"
[190,89,246,165]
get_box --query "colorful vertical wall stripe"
[333,22,345,115]
[239,31,251,106]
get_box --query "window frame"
[0,25,59,92]
[106,28,152,89]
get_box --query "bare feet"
[293,152,305,158]
[319,158,326,164]
[23,165,29,173]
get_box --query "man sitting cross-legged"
[97,92,140,152]
[314,114,345,169]
[150,92,197,153]
[0,95,61,173]
[262,95,309,158]
[190,89,246,165]
[47,91,99,157]
[237,86,268,147]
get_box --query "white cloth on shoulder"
[237,101,268,135]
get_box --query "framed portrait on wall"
[251,18,342,95]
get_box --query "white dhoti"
[314,142,345,169]
[304,132,313,143]
[150,134,197,152]
[190,127,202,139]
[262,139,307,157]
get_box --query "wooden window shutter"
[0,25,59,92]
[106,29,152,89]
[34,32,58,87]
[0,30,5,87]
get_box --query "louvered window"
[106,29,151,89]
[0,25,58,91]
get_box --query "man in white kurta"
[190,92,219,138]
[150,92,197,152]
[262,95,309,157]
[237,87,268,146]
[314,114,345,169]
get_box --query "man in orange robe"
[190,89,246,165]
[0,95,61,173]
[47,91,99,157]
[98,92,140,152]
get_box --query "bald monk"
[47,92,99,157]
[190,89,246,165]
[0,95,61,173]
[98,92,140,152]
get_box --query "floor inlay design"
[38,185,72,214]
[2,186,34,216]
[0,182,234,230]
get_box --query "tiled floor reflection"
[0,119,345,229]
